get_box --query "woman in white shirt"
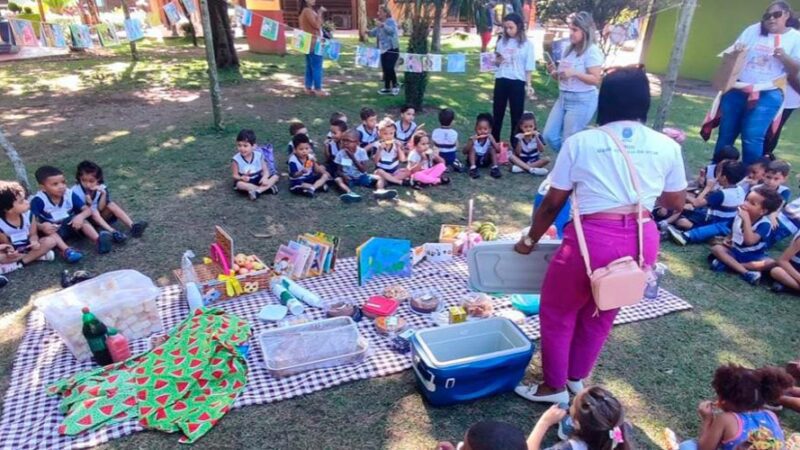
[491,12,536,150]
[542,11,604,153]
[513,67,687,405]
[764,16,800,159]
[707,1,800,165]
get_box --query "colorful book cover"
[424,243,453,263]
[163,2,183,25]
[180,0,197,16]
[40,23,56,47]
[302,234,331,275]
[96,23,119,47]
[313,232,339,272]
[69,24,93,49]
[291,30,312,54]
[287,241,312,279]
[479,52,497,72]
[273,245,298,278]
[411,245,426,266]
[446,53,466,73]
[260,17,279,41]
[297,236,324,277]
[124,19,145,42]
[49,24,67,48]
[10,19,39,47]
[357,238,412,286]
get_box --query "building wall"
[644,0,799,81]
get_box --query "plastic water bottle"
[186,281,204,313]
[106,327,131,362]
[271,281,305,316]
[644,263,667,300]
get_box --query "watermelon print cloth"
[47,308,250,444]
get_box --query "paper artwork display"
[326,40,341,61]
[396,52,408,72]
[446,53,466,73]
[424,243,453,263]
[273,245,299,278]
[69,24,93,49]
[9,19,39,47]
[423,54,442,72]
[96,23,120,47]
[259,16,279,41]
[355,46,380,68]
[163,2,183,25]
[479,52,497,72]
[290,30,312,54]
[124,19,145,42]
[356,238,412,286]
[235,6,253,27]
[180,0,197,16]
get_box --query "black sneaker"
[267,185,279,195]
[490,166,502,178]
[452,160,464,173]
[0,274,8,288]
[374,189,398,200]
[112,231,128,244]
[377,88,392,95]
[302,188,315,198]
[130,221,148,238]
[772,282,786,293]
[469,167,480,179]
[440,175,451,185]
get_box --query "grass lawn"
[1,35,799,449]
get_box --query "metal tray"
[257,317,369,378]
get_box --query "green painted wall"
[645,0,800,81]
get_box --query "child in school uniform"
[357,107,379,152]
[371,117,414,187]
[394,105,418,148]
[73,160,148,241]
[288,134,331,198]
[667,161,747,245]
[737,157,771,194]
[464,113,502,179]
[325,111,348,141]
[232,129,280,200]
[708,187,783,285]
[689,145,741,197]
[0,181,60,268]
[287,121,315,155]
[407,132,449,186]
[333,129,398,202]
[30,166,112,256]
[509,112,550,176]
[769,230,800,293]
[431,108,462,173]
[751,160,791,203]
[324,119,347,178]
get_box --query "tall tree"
[208,0,239,70]
[653,0,697,130]
[358,0,368,42]
[199,0,224,128]
[430,0,444,52]
[536,0,664,29]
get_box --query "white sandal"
[514,383,569,404]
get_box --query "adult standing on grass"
[764,16,800,160]
[491,12,536,149]
[369,5,400,96]
[513,67,687,405]
[703,1,800,164]
[541,11,603,154]
[475,0,495,53]
[299,0,329,97]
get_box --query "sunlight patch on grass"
[178,181,217,199]
[93,130,131,144]
[600,376,672,448]
[701,311,768,365]
[384,394,434,449]
[19,129,39,137]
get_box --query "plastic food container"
[410,317,534,406]
[258,317,368,378]
[467,241,561,294]
[408,288,443,315]
[34,270,162,361]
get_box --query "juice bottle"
[106,327,131,362]
[81,307,113,366]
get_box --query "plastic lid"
[81,306,90,313]
[107,327,118,335]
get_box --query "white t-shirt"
[550,121,688,214]
[558,44,604,92]
[494,38,536,82]
[785,84,800,109]
[431,128,459,153]
[335,147,370,178]
[735,24,800,84]
[408,150,432,170]
[232,151,265,177]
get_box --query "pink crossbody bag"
[572,127,648,313]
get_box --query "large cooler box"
[410,317,534,406]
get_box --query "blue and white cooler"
[410,317,534,406]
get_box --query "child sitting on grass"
[431,107,462,173]
[324,119,347,178]
[394,104,419,148]
[709,187,783,285]
[753,160,792,203]
[332,129,398,202]
[667,161,747,245]
[737,158,771,193]
[286,121,315,155]
[73,160,148,239]
[0,181,59,268]
[357,107,379,152]
[31,166,111,256]
[464,113,502,179]
[510,112,550,176]
[288,134,330,198]
[768,230,800,293]
[665,364,791,450]
[407,132,449,186]
[527,386,631,450]
[438,420,528,450]
[691,145,741,196]
[371,117,414,188]
[325,111,348,141]
[231,129,280,200]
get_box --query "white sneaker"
[530,167,549,176]
[0,262,22,274]
[391,87,400,96]
[38,250,56,262]
[566,379,584,395]
[514,383,569,404]
[511,165,524,173]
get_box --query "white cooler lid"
[466,241,560,294]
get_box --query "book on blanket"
[272,232,340,279]
[356,237,412,286]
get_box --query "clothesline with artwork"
[6,17,148,49]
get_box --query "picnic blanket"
[0,255,692,450]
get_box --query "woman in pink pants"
[513,67,688,405]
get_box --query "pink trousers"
[411,163,446,185]
[539,216,659,389]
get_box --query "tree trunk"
[199,0,224,129]
[178,0,198,47]
[653,0,697,131]
[120,0,139,61]
[0,128,30,192]
[358,0,367,42]
[84,0,101,25]
[208,0,239,70]
[431,1,443,53]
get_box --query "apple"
[238,268,249,275]
[232,264,240,272]
[244,261,254,270]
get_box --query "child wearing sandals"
[407,132,450,186]
[232,129,280,200]
[665,364,792,450]
[510,112,550,176]
[527,386,631,450]
[370,117,414,188]
[73,161,148,239]
[288,133,331,198]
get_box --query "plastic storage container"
[467,241,561,294]
[410,317,534,406]
[258,317,368,378]
[34,270,162,361]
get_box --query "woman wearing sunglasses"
[703,1,800,165]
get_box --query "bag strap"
[572,126,645,277]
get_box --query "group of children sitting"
[0,162,147,288]
[655,146,800,291]
[439,362,800,450]
[230,105,552,203]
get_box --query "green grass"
[1,36,799,449]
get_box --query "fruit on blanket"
[238,268,249,275]
[476,222,498,241]
[232,264,240,272]
[234,254,247,265]
[244,261,254,270]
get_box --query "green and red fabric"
[48,308,250,444]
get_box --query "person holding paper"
[541,11,604,154]
[705,1,800,165]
